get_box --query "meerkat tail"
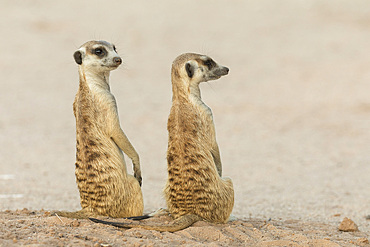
[54,209,91,219]
[89,214,201,232]
[54,210,150,221]
[124,215,151,221]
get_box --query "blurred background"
[0,0,369,231]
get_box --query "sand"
[0,0,369,246]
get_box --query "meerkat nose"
[113,57,122,65]
[224,67,229,74]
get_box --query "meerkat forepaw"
[132,161,142,186]
[134,173,142,186]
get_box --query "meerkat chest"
[189,95,212,117]
[75,87,117,132]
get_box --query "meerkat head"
[73,40,122,72]
[180,54,229,84]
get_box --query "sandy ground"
[0,0,370,246]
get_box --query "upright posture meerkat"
[91,53,234,231]
[57,40,144,219]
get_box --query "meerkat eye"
[204,59,214,69]
[94,48,105,56]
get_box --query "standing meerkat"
[57,40,144,219]
[91,53,234,231]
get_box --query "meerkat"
[56,40,144,219]
[90,53,234,231]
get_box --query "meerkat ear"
[185,62,194,78]
[73,51,83,65]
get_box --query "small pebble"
[338,217,359,232]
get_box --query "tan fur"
[90,53,234,231]
[164,53,234,223]
[57,41,143,218]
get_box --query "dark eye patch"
[204,59,216,69]
[93,47,106,57]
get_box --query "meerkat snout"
[217,66,229,76]
[113,56,122,65]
